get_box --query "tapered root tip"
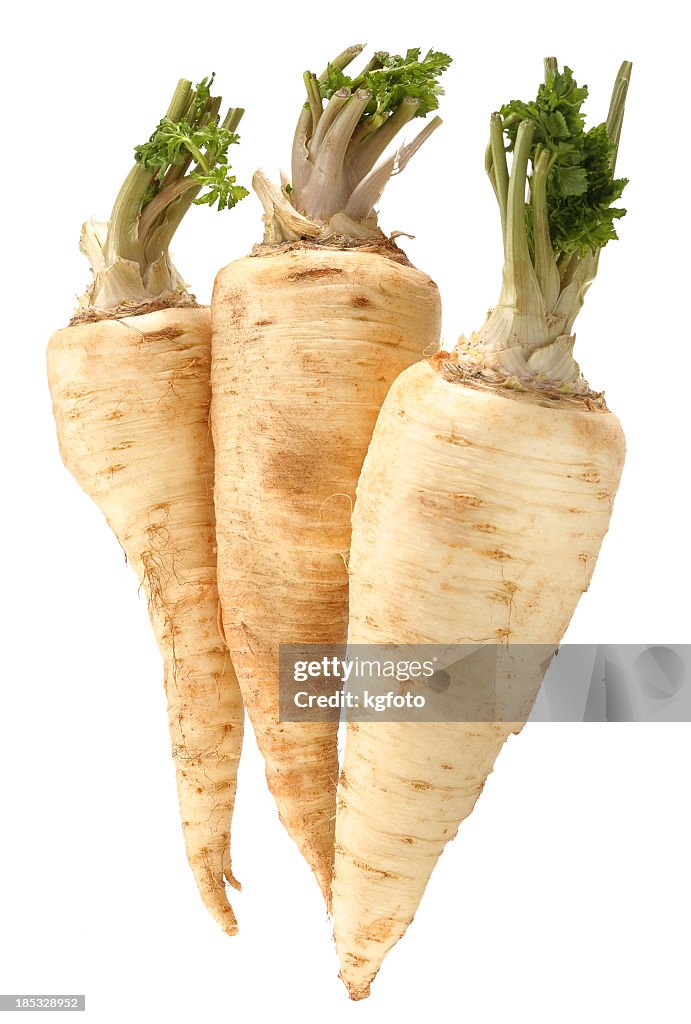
[295,836,334,910]
[337,956,377,1001]
[314,863,333,911]
[209,899,239,937]
[192,853,240,937]
[339,973,371,1001]
[199,892,239,937]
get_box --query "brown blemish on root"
[455,494,484,507]
[350,858,400,880]
[440,431,471,446]
[419,491,485,516]
[287,267,344,282]
[472,522,498,534]
[263,447,320,494]
[361,917,395,943]
[352,295,371,308]
[484,548,512,561]
[410,779,433,791]
[342,953,369,967]
[256,319,273,327]
[62,386,88,400]
[144,327,186,343]
[215,285,245,328]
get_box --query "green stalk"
[605,60,632,163]
[350,51,387,85]
[86,79,246,308]
[472,58,632,383]
[204,96,223,125]
[223,107,245,132]
[291,44,365,196]
[142,104,247,264]
[282,45,451,234]
[143,189,201,267]
[156,91,226,193]
[304,72,323,134]
[488,112,509,241]
[531,146,560,308]
[501,120,539,311]
[137,177,200,248]
[555,60,632,336]
[543,55,558,79]
[346,115,442,222]
[299,90,372,220]
[104,79,192,268]
[349,97,420,180]
[309,89,352,158]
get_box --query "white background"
[1,2,689,1021]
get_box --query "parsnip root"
[48,305,244,935]
[211,245,441,901]
[333,359,626,996]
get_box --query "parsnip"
[211,46,449,902]
[47,77,248,934]
[333,58,632,997]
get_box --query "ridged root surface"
[211,246,441,903]
[47,306,243,935]
[333,359,626,997]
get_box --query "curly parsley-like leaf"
[320,63,352,101]
[363,48,451,118]
[101,73,246,303]
[289,44,449,228]
[318,47,451,122]
[476,58,631,380]
[132,75,245,219]
[501,66,587,151]
[192,165,249,211]
[500,64,627,259]
[192,72,216,118]
[135,120,239,183]
[545,123,628,257]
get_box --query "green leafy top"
[267,44,450,236]
[134,75,248,213]
[499,63,628,260]
[472,58,632,385]
[319,48,451,123]
[91,75,247,308]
